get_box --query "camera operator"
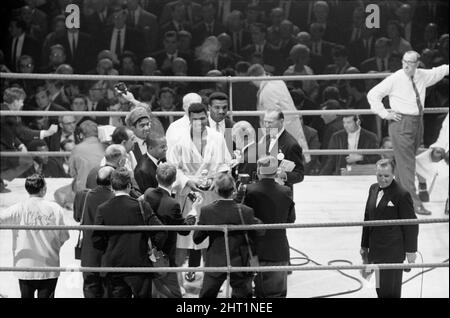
[241,155,296,298]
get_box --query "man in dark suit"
[45,115,76,152]
[92,167,167,298]
[144,163,195,298]
[348,27,377,70]
[192,1,226,47]
[4,17,40,71]
[83,0,113,38]
[73,166,115,298]
[97,7,145,61]
[242,155,296,298]
[360,159,418,298]
[20,140,68,178]
[194,173,263,298]
[240,23,282,75]
[309,23,335,66]
[153,31,192,76]
[53,29,95,74]
[226,10,251,54]
[127,0,159,54]
[360,37,391,73]
[207,92,235,154]
[160,0,202,27]
[260,109,304,191]
[134,134,167,193]
[320,115,380,175]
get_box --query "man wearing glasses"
[367,51,448,215]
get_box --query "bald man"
[73,165,115,298]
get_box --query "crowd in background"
[0,0,449,183]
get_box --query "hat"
[125,107,149,127]
[257,156,278,175]
[182,93,202,111]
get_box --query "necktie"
[71,34,77,56]
[410,76,423,116]
[376,188,384,207]
[116,30,122,56]
[12,37,18,68]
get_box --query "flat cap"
[125,106,150,127]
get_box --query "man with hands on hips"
[367,51,448,215]
[360,158,418,298]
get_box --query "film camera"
[114,82,128,95]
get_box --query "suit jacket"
[144,187,191,265]
[361,180,418,263]
[21,158,68,178]
[261,130,305,189]
[3,34,40,71]
[73,186,114,267]
[159,0,202,26]
[134,154,159,192]
[92,195,167,270]
[227,29,252,54]
[83,8,114,38]
[98,27,145,60]
[53,31,95,74]
[153,50,193,76]
[193,200,263,271]
[360,57,389,73]
[243,179,295,262]
[240,43,282,74]
[348,37,376,69]
[320,128,380,175]
[0,103,41,148]
[127,8,159,53]
[192,20,226,47]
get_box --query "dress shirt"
[376,188,384,206]
[110,27,126,55]
[208,115,225,135]
[367,65,449,119]
[135,136,147,155]
[347,127,361,150]
[12,33,25,65]
[115,191,129,197]
[269,127,285,152]
[146,152,159,166]
[68,31,78,55]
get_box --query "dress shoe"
[185,272,196,282]
[418,190,430,202]
[415,205,432,216]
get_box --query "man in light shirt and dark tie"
[367,51,449,215]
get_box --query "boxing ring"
[0,72,448,298]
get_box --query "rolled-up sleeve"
[367,76,393,119]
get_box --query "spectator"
[4,17,40,72]
[309,22,335,65]
[225,10,251,54]
[160,0,202,28]
[243,155,296,298]
[119,51,140,75]
[41,15,66,67]
[26,84,67,127]
[386,20,413,56]
[318,99,344,150]
[21,139,68,178]
[194,173,263,298]
[20,4,47,41]
[178,30,194,56]
[70,94,88,123]
[0,174,69,298]
[320,115,380,175]
[134,134,167,193]
[154,31,191,76]
[153,87,180,131]
[296,31,327,74]
[73,166,115,298]
[40,44,67,73]
[310,0,340,43]
[192,0,226,47]
[92,167,167,298]
[126,0,159,54]
[144,163,196,297]
[141,57,159,76]
[68,119,104,198]
[207,91,234,153]
[125,106,152,164]
[160,2,191,36]
[45,115,76,152]
[284,44,319,101]
[360,37,391,73]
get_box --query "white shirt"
[146,152,159,166]
[135,136,147,155]
[115,191,129,197]
[347,127,361,150]
[110,27,126,55]
[208,115,225,135]
[368,65,449,119]
[0,197,70,280]
[269,127,285,153]
[68,31,79,55]
[159,185,172,196]
[376,188,384,206]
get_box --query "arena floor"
[0,172,448,298]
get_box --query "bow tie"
[157,158,166,165]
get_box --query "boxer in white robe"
[167,103,232,252]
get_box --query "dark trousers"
[105,274,152,298]
[18,278,58,298]
[152,272,182,298]
[188,249,202,267]
[389,115,423,208]
[83,272,105,298]
[254,260,288,298]
[200,272,253,298]
[376,269,403,298]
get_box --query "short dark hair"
[251,23,267,34]
[111,126,130,144]
[27,139,48,151]
[376,158,395,173]
[188,103,208,117]
[25,174,46,195]
[208,92,228,105]
[156,163,177,187]
[159,86,176,98]
[110,167,132,191]
[10,17,28,32]
[213,173,236,198]
[332,45,348,58]
[164,30,178,40]
[235,61,250,74]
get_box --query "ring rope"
[0,218,447,231]
[0,263,447,274]
[1,108,447,117]
[0,72,392,82]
